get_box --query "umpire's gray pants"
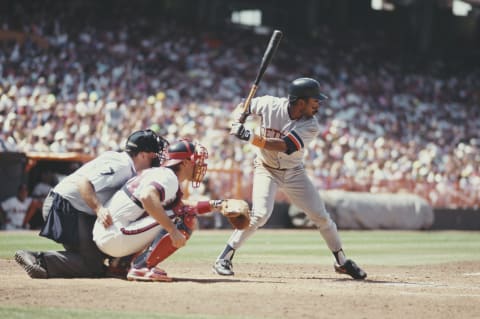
[41,196,106,278]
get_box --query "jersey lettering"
[262,128,284,139]
[100,167,115,175]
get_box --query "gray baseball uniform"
[51,151,136,216]
[226,95,342,252]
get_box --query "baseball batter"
[14,129,167,278]
[213,78,367,280]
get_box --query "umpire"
[14,129,167,278]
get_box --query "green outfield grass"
[2,229,480,265]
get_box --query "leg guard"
[132,215,196,269]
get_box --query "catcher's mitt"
[220,199,251,230]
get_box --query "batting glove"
[230,122,252,142]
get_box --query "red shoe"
[126,266,172,282]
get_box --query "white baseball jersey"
[53,151,136,215]
[249,95,320,169]
[1,196,33,230]
[92,167,181,257]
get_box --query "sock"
[217,244,235,261]
[333,249,346,265]
[132,251,148,269]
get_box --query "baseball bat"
[238,29,283,124]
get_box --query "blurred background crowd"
[0,0,479,210]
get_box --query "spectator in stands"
[0,114,19,152]
[49,131,68,153]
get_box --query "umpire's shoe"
[334,259,367,280]
[213,259,234,276]
[14,250,48,279]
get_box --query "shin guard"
[144,215,196,268]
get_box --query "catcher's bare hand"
[97,207,113,228]
[170,228,187,248]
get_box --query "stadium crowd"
[0,1,479,209]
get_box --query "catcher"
[92,140,250,281]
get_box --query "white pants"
[93,215,162,257]
[227,162,342,252]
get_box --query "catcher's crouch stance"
[93,140,249,281]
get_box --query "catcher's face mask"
[163,140,208,188]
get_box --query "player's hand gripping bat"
[238,30,283,124]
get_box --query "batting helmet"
[163,140,208,188]
[288,78,328,102]
[126,129,168,166]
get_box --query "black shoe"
[14,250,48,279]
[334,259,367,280]
[105,256,133,279]
[212,259,234,276]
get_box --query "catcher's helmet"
[288,78,328,102]
[163,140,208,188]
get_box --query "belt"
[262,162,287,171]
[122,185,144,209]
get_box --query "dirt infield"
[1,257,479,319]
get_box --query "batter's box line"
[170,277,283,284]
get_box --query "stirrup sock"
[218,244,235,261]
[333,249,346,265]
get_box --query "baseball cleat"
[14,250,48,279]
[105,256,133,279]
[334,259,367,280]
[212,259,234,276]
[126,266,172,282]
